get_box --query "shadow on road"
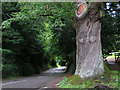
[105,58,120,72]
[2,66,67,89]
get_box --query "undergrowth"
[59,71,119,88]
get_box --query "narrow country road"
[105,57,120,72]
[2,66,66,90]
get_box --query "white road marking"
[2,80,27,86]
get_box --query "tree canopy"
[2,2,76,78]
[1,2,119,78]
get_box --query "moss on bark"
[103,62,113,79]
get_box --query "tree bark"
[75,2,104,79]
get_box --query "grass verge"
[58,71,119,88]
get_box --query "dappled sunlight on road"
[42,66,66,75]
[2,66,67,89]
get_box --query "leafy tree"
[2,2,119,79]
[101,2,120,55]
[2,2,76,78]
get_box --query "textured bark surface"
[75,2,104,79]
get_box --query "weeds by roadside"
[58,71,119,89]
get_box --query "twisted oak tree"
[75,2,104,79]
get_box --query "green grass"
[107,54,115,59]
[107,51,120,59]
[58,71,119,88]
[107,55,115,59]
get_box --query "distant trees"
[101,2,120,56]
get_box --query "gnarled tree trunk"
[75,2,104,79]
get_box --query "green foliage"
[59,63,119,88]
[2,2,20,20]
[0,48,12,54]
[101,2,120,55]
[20,63,36,76]
[2,64,20,78]
[2,2,119,80]
[59,71,119,88]
[101,72,119,88]
[103,62,113,80]
[59,75,94,88]
[59,77,80,88]
[0,64,3,71]
[2,2,76,78]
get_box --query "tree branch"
[75,2,88,19]
[39,14,53,16]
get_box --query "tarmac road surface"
[2,66,66,90]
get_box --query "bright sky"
[106,3,119,17]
